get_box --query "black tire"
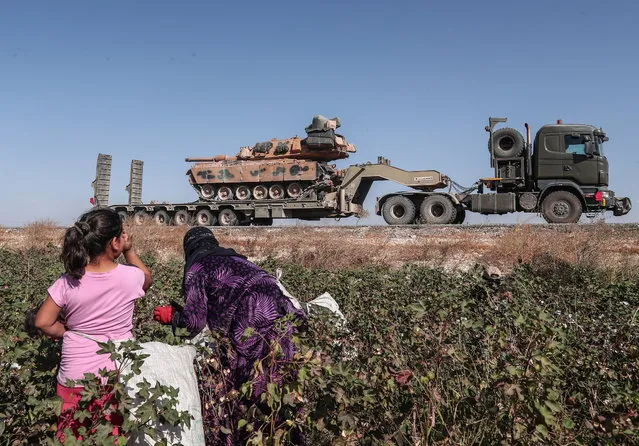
[420,195,457,224]
[218,209,239,226]
[490,128,525,158]
[173,210,192,226]
[117,211,129,222]
[195,209,217,226]
[153,210,170,226]
[452,207,466,224]
[381,196,416,225]
[541,190,582,223]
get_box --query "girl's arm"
[124,248,153,291]
[34,296,66,339]
[120,231,153,291]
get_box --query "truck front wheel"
[541,191,582,223]
[420,195,457,224]
[381,196,416,225]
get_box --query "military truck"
[375,117,631,225]
[92,116,630,225]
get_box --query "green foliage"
[1,248,638,444]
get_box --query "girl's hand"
[122,231,134,253]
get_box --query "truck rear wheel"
[195,209,217,226]
[491,128,525,158]
[541,190,582,223]
[218,209,239,226]
[381,196,416,225]
[420,195,457,224]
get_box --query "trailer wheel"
[133,211,148,226]
[541,190,582,223]
[218,209,239,226]
[195,209,217,226]
[420,195,457,224]
[152,210,170,226]
[117,211,129,222]
[173,210,191,226]
[381,196,416,225]
[490,128,525,158]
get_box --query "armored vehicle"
[185,116,356,202]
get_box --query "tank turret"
[185,116,356,202]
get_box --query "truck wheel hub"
[552,201,570,216]
[391,205,405,218]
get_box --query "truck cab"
[468,118,632,223]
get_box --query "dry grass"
[2,220,638,277]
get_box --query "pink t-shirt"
[48,264,145,386]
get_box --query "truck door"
[536,132,568,180]
[562,134,600,186]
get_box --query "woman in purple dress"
[153,227,306,445]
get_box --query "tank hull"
[185,115,355,202]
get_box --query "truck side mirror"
[584,141,596,156]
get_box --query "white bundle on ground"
[275,268,347,326]
[121,341,205,446]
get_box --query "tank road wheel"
[541,190,582,224]
[195,209,217,226]
[200,184,215,200]
[217,186,233,201]
[490,128,525,158]
[218,209,239,227]
[286,182,303,199]
[235,185,251,200]
[153,210,170,226]
[253,185,268,200]
[269,184,285,200]
[133,211,148,226]
[381,196,417,225]
[420,195,457,224]
[173,209,192,226]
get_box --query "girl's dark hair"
[61,208,123,279]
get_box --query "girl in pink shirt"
[35,208,152,441]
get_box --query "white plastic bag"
[275,268,347,325]
[122,342,205,446]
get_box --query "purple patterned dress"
[176,253,306,445]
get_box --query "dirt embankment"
[2,222,639,276]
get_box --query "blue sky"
[1,0,638,226]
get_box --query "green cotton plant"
[46,339,192,446]
[2,248,639,445]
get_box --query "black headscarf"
[183,227,246,274]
